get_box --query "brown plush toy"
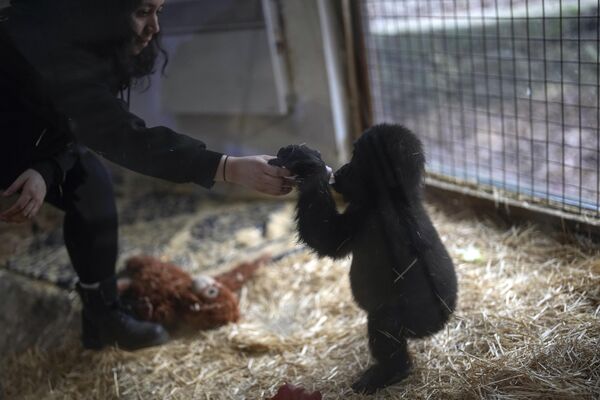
[117,254,269,330]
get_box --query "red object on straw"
[266,383,322,400]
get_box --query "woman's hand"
[0,169,47,223]
[217,155,294,196]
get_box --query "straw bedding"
[1,200,599,399]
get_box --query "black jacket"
[2,5,223,188]
[0,24,76,189]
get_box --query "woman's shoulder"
[46,44,124,93]
[6,23,115,90]
[53,44,111,75]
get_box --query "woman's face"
[131,0,165,55]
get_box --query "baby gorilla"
[269,124,457,394]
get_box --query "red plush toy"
[117,254,269,330]
[266,384,322,400]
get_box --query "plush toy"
[269,124,457,394]
[117,254,269,330]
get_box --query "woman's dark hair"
[9,0,168,90]
[94,0,169,90]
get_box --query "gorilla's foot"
[351,361,411,394]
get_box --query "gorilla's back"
[350,204,457,338]
[394,203,457,337]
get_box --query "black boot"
[76,276,170,351]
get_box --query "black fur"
[270,124,458,394]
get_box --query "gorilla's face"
[332,152,371,204]
[331,163,352,195]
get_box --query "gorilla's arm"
[295,177,355,259]
[269,144,354,259]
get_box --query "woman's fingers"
[265,164,292,179]
[24,199,39,219]
[259,155,291,178]
[2,174,26,197]
[255,178,290,196]
[260,156,294,196]
[0,194,30,219]
[1,174,29,220]
[0,169,47,223]
[259,181,286,196]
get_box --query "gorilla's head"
[333,124,425,204]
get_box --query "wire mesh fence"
[360,0,600,221]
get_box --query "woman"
[1,0,292,350]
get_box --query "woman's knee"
[61,147,117,219]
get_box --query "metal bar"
[542,0,550,206]
[454,0,469,181]
[481,0,494,189]
[415,1,429,150]
[467,0,480,184]
[578,0,583,212]
[341,0,365,140]
[425,176,600,223]
[525,0,535,205]
[559,0,566,211]
[509,0,521,198]
[369,34,597,44]
[351,0,375,131]
[427,0,447,174]
[441,0,458,178]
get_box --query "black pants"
[2,147,118,284]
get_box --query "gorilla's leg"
[352,307,412,394]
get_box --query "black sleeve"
[30,142,79,189]
[48,47,223,188]
[0,25,78,190]
[30,159,61,189]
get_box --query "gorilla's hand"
[268,144,328,184]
